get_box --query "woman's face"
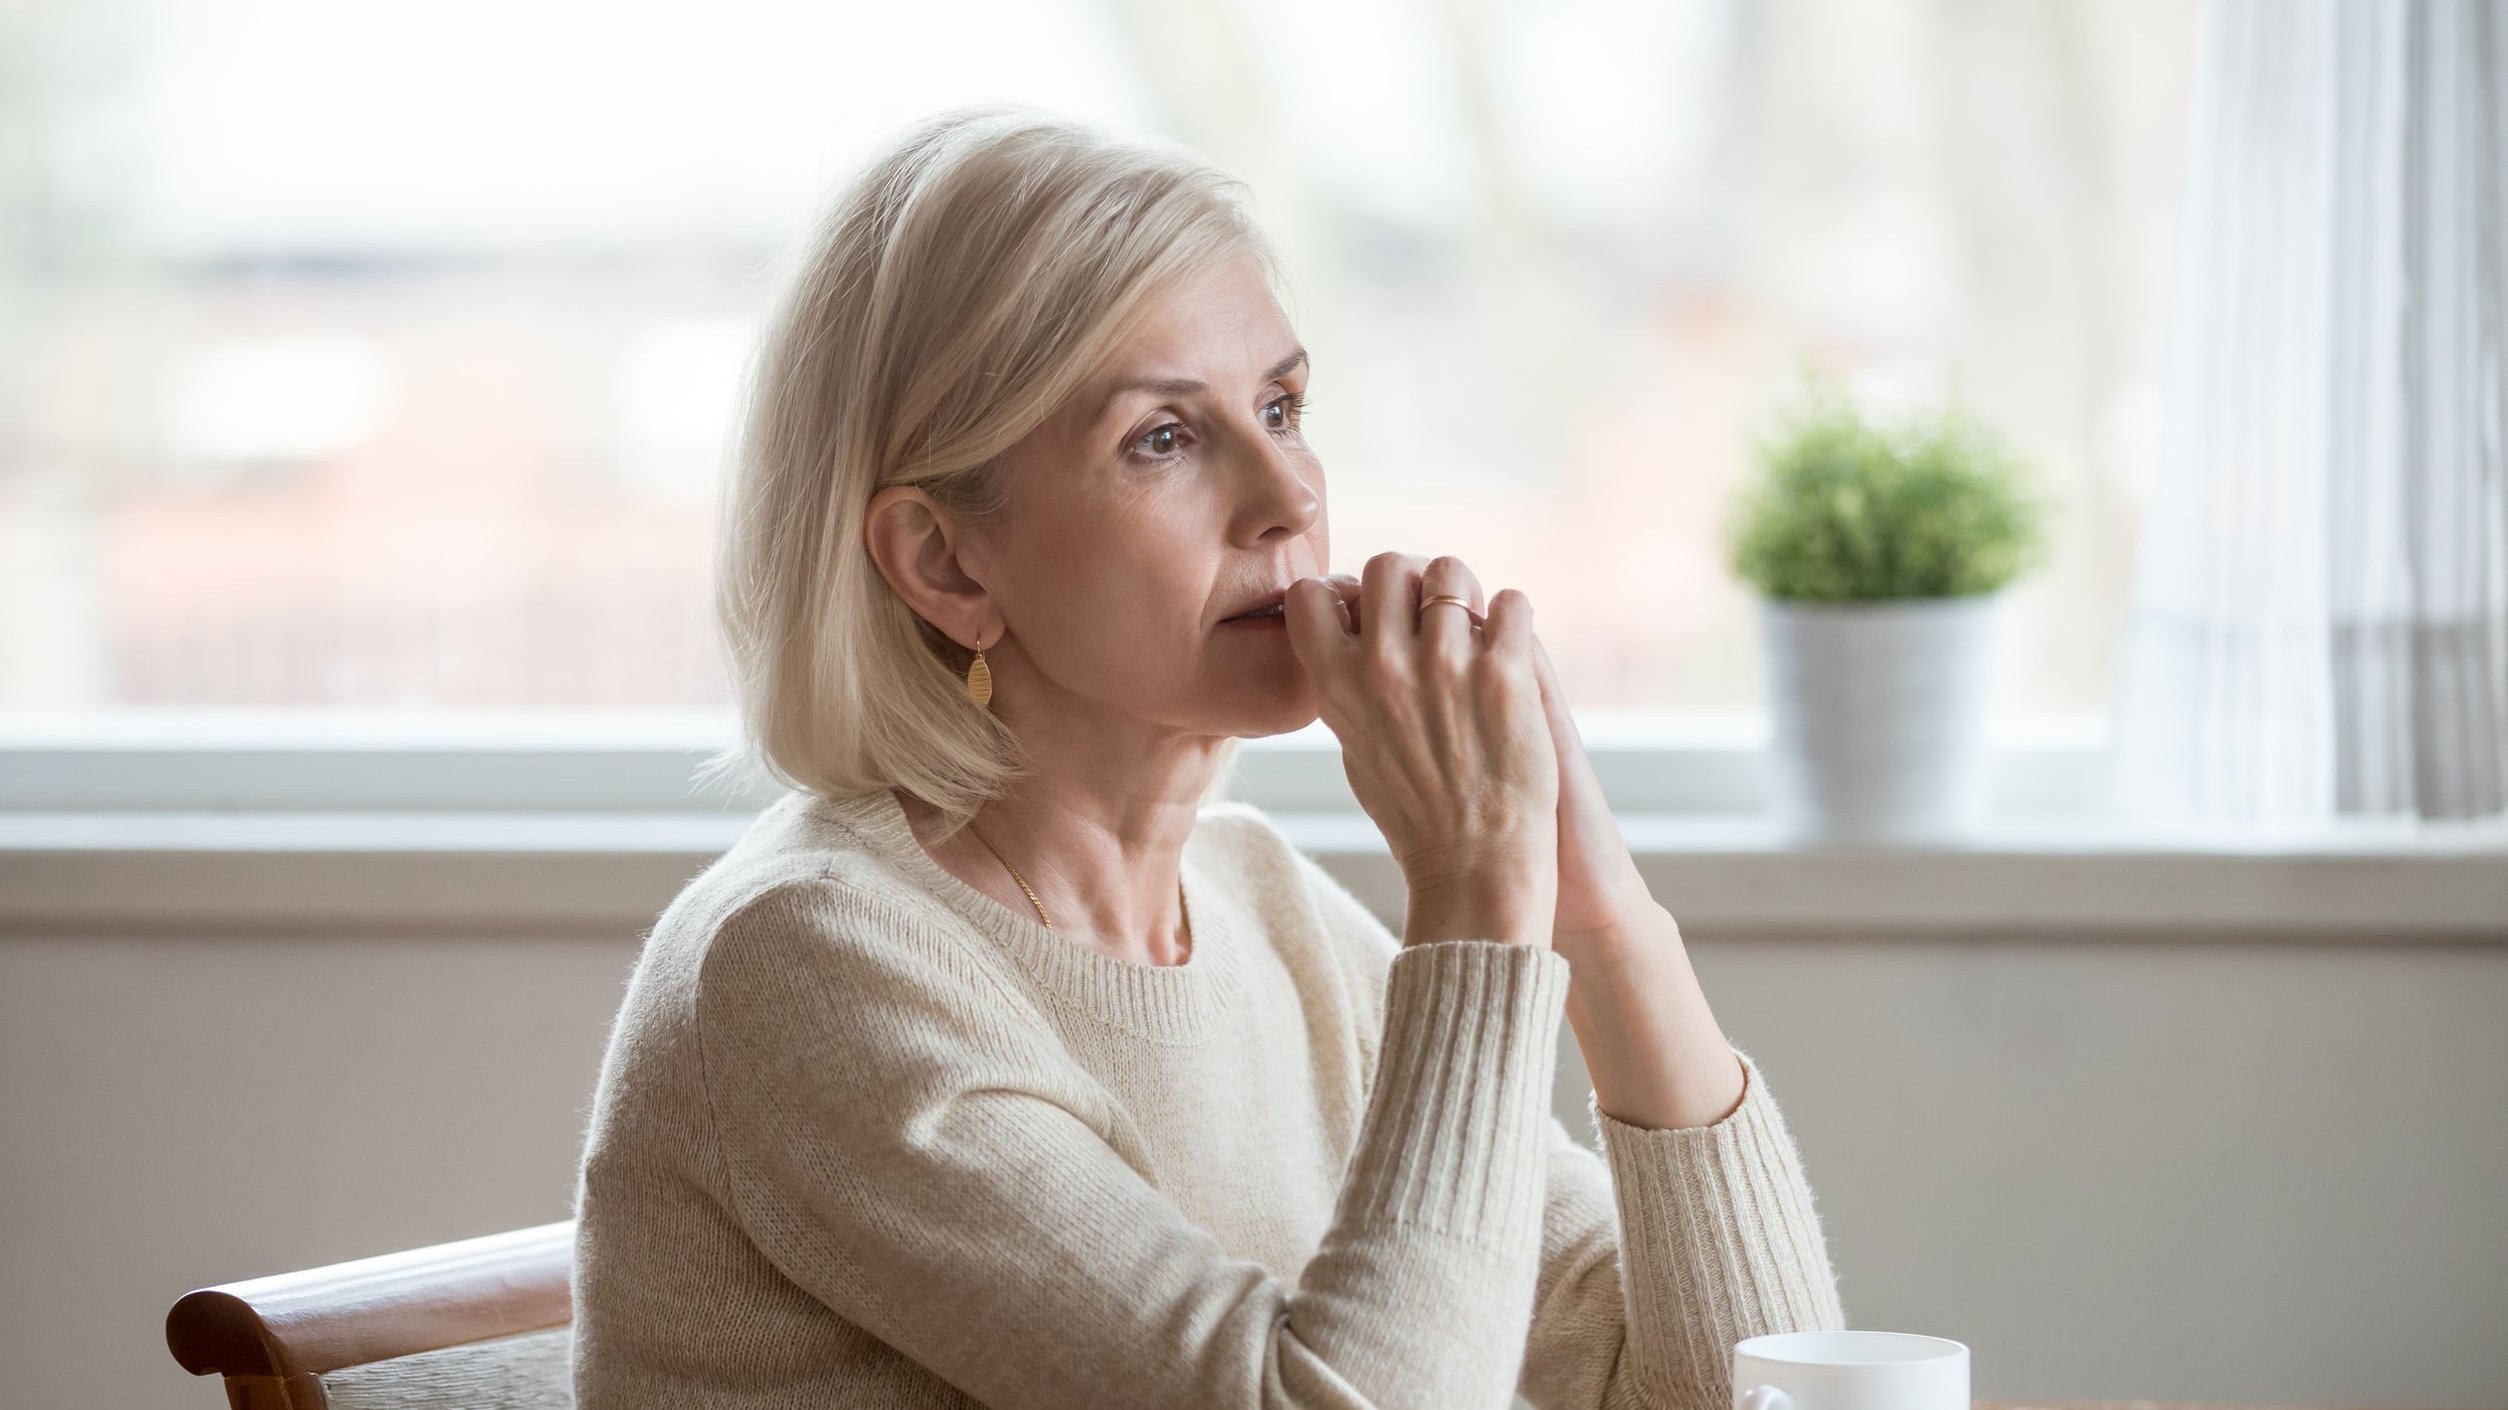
[878,251,1331,743]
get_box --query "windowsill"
[2,712,2500,938]
[2,806,2500,939]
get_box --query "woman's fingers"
[1528,625,1571,741]
[1295,555,1505,682]
[1357,553,1420,657]
[1415,555,1486,661]
[1286,551,1557,939]
[1283,576,1354,671]
[1483,587,1533,662]
[1322,572,1362,631]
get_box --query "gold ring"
[1419,593,1482,625]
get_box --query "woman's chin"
[1211,679,1318,738]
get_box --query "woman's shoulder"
[705,785,1146,922]
[638,791,925,946]
[578,796,1091,1240]
[630,789,1040,1022]
[598,797,1061,1108]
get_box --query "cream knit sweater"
[571,785,1846,1410]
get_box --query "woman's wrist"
[1563,908,1748,1129]
[1402,883,1550,949]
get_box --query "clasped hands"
[1294,551,1665,963]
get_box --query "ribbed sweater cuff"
[1339,939,1571,1253]
[1590,1046,1848,1392]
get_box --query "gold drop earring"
[965,629,994,710]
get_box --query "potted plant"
[1726,375,2052,843]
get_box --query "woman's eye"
[1262,398,1288,430]
[1136,423,1184,457]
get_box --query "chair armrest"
[166,1221,575,1380]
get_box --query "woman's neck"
[892,786,1195,966]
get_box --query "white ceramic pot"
[1758,592,2006,844]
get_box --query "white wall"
[5,926,2503,1410]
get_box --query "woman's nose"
[1232,430,1320,544]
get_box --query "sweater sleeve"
[1517,1051,1849,1410]
[1283,848,1848,1410]
[693,879,1572,1410]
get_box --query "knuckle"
[1474,651,1528,693]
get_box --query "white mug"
[1731,1330,1969,1410]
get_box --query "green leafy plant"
[1727,374,2052,602]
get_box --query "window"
[0,0,2195,721]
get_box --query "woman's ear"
[865,486,990,647]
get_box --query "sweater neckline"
[804,786,1244,1045]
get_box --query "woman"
[572,106,1846,1410]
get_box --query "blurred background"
[5,3,2504,1410]
[0,0,2189,718]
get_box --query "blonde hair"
[699,106,1270,833]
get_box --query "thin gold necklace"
[965,820,1191,958]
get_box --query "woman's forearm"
[1560,901,1749,1131]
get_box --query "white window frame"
[0,709,2107,815]
[1,711,2501,939]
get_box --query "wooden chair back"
[165,1221,574,1410]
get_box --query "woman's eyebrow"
[1096,348,1309,414]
